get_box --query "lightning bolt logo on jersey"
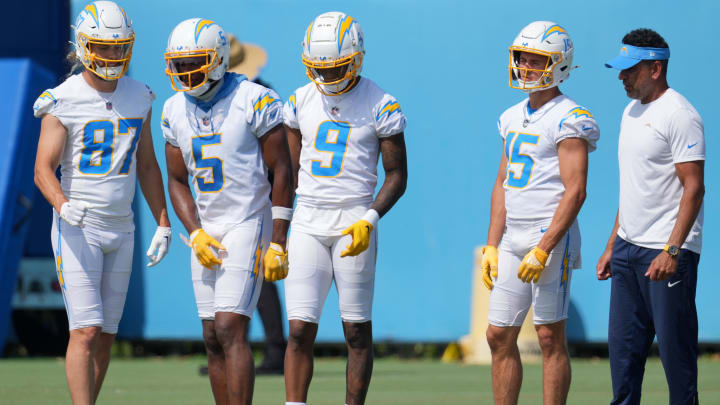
[33,74,155,231]
[161,73,283,226]
[498,95,599,220]
[283,77,406,234]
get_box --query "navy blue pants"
[609,237,699,405]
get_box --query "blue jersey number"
[79,119,144,175]
[311,121,351,177]
[118,118,143,174]
[192,134,224,193]
[505,131,539,189]
[79,121,114,174]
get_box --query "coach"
[596,28,705,405]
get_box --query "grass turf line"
[0,357,718,404]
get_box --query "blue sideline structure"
[0,60,56,354]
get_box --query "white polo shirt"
[617,88,704,253]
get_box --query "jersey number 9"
[311,121,351,177]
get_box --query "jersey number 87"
[79,118,143,175]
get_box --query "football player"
[161,18,294,404]
[32,2,171,403]
[479,21,600,404]
[283,12,408,405]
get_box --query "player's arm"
[645,160,704,281]
[165,141,224,269]
[260,124,294,281]
[136,108,170,228]
[340,132,407,258]
[518,137,587,283]
[34,114,68,213]
[480,143,507,289]
[370,132,408,217]
[536,138,588,253]
[137,108,172,266]
[259,124,294,248]
[487,145,508,248]
[285,124,302,189]
[165,142,199,234]
[596,211,619,280]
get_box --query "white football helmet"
[302,11,364,96]
[509,21,574,92]
[164,18,230,96]
[73,1,134,80]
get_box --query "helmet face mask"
[508,21,574,93]
[302,12,365,96]
[510,48,556,90]
[73,1,134,81]
[164,18,229,96]
[165,49,218,93]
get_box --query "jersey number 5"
[192,134,224,193]
[505,131,539,189]
[311,121,351,177]
[79,119,143,175]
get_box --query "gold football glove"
[480,245,499,290]
[340,220,373,257]
[518,247,549,283]
[190,229,226,269]
[264,243,289,282]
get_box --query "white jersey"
[283,77,406,234]
[161,73,282,226]
[498,95,599,220]
[617,88,704,254]
[33,74,155,231]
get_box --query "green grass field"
[1,356,718,404]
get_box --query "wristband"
[271,206,293,221]
[361,209,380,228]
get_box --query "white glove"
[59,201,88,227]
[146,226,172,267]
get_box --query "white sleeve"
[667,108,705,163]
[556,106,600,152]
[160,102,178,147]
[283,92,299,129]
[33,89,60,118]
[144,84,157,103]
[248,87,283,138]
[497,116,506,141]
[374,95,406,138]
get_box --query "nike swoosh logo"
[688,142,698,149]
[668,280,682,288]
[540,227,548,233]
[581,125,594,131]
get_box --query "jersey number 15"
[505,131,539,189]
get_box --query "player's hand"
[146,226,172,267]
[596,247,613,280]
[480,245,499,290]
[340,220,373,257]
[190,229,226,269]
[59,201,88,227]
[518,247,549,283]
[264,242,288,282]
[645,251,677,281]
